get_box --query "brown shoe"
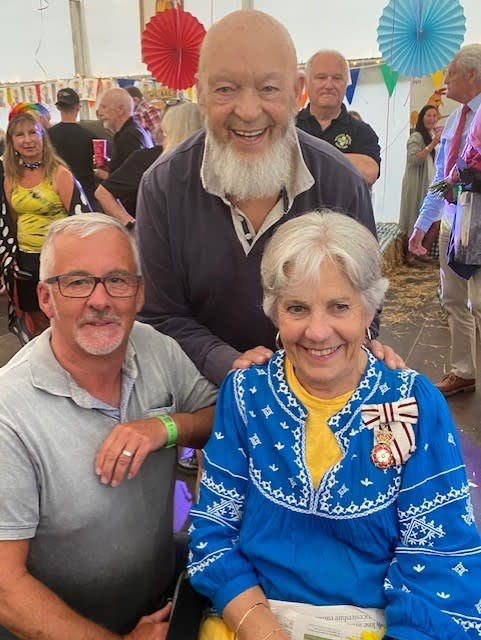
[436,373,476,397]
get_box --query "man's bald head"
[198,10,298,81]
[98,88,134,132]
[195,10,302,202]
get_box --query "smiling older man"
[0,213,216,640]
[296,50,381,186]
[136,10,402,388]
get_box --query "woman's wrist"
[232,602,283,640]
[234,602,267,635]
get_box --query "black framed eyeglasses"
[44,274,141,298]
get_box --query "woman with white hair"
[188,211,481,640]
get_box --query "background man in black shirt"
[296,50,381,186]
[48,88,96,206]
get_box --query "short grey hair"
[39,213,141,280]
[261,211,388,323]
[304,49,350,83]
[452,44,481,79]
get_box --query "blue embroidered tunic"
[188,350,481,639]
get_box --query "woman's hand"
[222,587,287,640]
[432,130,442,147]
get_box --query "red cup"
[92,139,108,168]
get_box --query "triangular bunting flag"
[345,67,360,105]
[430,69,444,90]
[117,78,134,88]
[380,63,398,97]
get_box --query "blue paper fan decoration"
[377,0,466,77]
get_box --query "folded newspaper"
[267,601,385,640]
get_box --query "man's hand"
[124,602,172,640]
[95,418,167,487]
[232,346,274,370]
[94,167,109,181]
[408,228,427,256]
[369,339,406,370]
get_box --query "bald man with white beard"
[136,9,403,386]
[96,88,152,182]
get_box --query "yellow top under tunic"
[285,357,350,488]
[198,360,353,640]
[11,178,69,253]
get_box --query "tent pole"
[69,0,91,117]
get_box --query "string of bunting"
[0,76,179,109]
[0,62,445,111]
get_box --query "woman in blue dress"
[189,211,481,640]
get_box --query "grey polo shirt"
[0,321,217,636]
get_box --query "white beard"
[206,119,298,201]
[50,295,125,356]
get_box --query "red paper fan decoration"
[141,8,206,91]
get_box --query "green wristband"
[157,414,178,448]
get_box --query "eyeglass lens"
[57,274,139,298]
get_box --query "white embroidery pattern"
[401,516,445,547]
[245,351,413,518]
[398,482,471,521]
[450,616,481,637]
[452,562,468,576]
[189,548,229,576]
[462,495,476,526]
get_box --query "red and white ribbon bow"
[361,397,418,467]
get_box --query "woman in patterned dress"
[188,211,481,640]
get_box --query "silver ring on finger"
[121,449,134,458]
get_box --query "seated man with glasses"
[0,213,217,640]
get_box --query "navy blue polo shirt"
[296,103,381,171]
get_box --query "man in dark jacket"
[136,10,401,386]
[96,88,152,180]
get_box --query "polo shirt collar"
[302,102,348,126]
[29,328,138,410]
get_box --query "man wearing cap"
[48,88,96,206]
